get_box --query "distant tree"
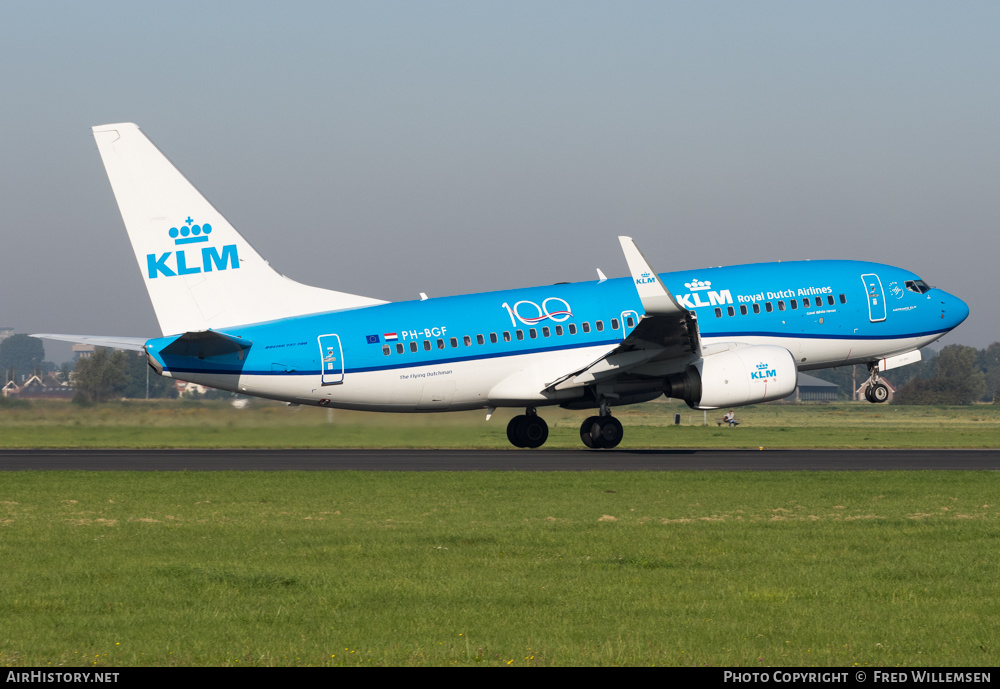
[977,342,1000,403]
[0,335,45,381]
[895,345,985,405]
[72,348,128,403]
[118,350,177,399]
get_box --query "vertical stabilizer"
[92,123,386,335]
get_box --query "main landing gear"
[579,397,623,449]
[507,408,549,449]
[505,399,624,449]
[863,362,890,403]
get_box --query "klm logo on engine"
[751,362,777,380]
[675,279,733,309]
[146,217,239,279]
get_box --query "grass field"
[1,398,999,449]
[1,400,997,667]
[1,470,997,667]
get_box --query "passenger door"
[318,334,344,385]
[861,274,887,322]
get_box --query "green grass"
[1,471,998,666]
[1,399,999,448]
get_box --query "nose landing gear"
[863,362,890,403]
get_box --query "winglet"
[617,237,685,316]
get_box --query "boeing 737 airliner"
[37,123,969,449]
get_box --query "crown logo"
[168,217,213,245]
[756,362,770,370]
[683,279,712,292]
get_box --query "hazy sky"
[1,1,997,363]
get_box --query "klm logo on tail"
[146,217,240,279]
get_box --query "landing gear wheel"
[507,415,527,448]
[579,415,623,449]
[580,416,601,448]
[597,416,623,448]
[864,385,875,403]
[507,413,549,448]
[870,382,889,403]
[518,415,549,448]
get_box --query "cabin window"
[827,295,835,306]
[489,333,498,344]
[626,316,635,328]
[450,337,458,348]
[463,335,471,347]
[555,325,563,336]
[790,299,798,310]
[396,343,404,354]
[752,303,760,314]
[503,331,511,342]
[410,341,418,352]
[596,321,604,332]
[529,328,537,339]
[803,297,810,308]
[739,305,748,315]
[611,318,620,330]
[765,302,773,313]
[437,338,445,349]
[477,334,485,345]
[568,324,577,335]
[715,307,722,318]
[542,326,550,337]
[727,306,735,316]
[839,293,847,304]
[778,301,785,311]
[423,340,431,351]
[582,322,591,333]
[382,344,391,356]
[516,330,524,340]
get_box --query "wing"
[32,334,149,352]
[545,237,701,391]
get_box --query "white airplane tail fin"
[92,123,386,336]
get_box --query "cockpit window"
[905,279,931,294]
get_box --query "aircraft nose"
[938,291,969,329]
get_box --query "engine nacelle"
[664,345,797,409]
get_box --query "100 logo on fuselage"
[501,298,573,327]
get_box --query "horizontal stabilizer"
[31,334,147,351]
[157,330,252,359]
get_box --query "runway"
[0,448,997,471]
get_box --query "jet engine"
[663,345,797,409]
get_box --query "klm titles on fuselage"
[146,220,240,279]
[674,279,733,310]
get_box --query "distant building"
[785,373,839,402]
[72,344,95,360]
[0,327,13,344]
[2,373,73,400]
